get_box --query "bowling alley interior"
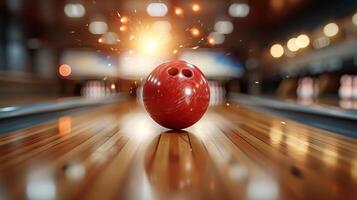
[1,0,357,199]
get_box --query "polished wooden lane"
[0,100,356,200]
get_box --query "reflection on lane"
[0,101,356,199]
[214,103,357,199]
[26,168,56,200]
[58,116,71,136]
[190,113,279,200]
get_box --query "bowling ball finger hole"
[168,67,179,76]
[182,69,193,78]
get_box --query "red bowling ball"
[143,60,210,129]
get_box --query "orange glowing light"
[120,25,128,32]
[190,28,200,37]
[191,3,201,12]
[173,49,178,54]
[58,116,71,136]
[59,64,71,77]
[98,37,104,43]
[175,7,183,16]
[208,37,215,45]
[120,16,129,24]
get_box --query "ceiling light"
[64,3,85,18]
[229,3,250,18]
[270,44,284,58]
[287,38,299,52]
[208,32,225,44]
[352,13,357,26]
[191,3,201,12]
[323,23,339,37]
[214,21,234,34]
[147,3,168,17]
[295,34,310,48]
[102,32,118,45]
[89,21,108,34]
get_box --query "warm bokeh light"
[323,22,339,37]
[146,39,158,50]
[173,49,178,54]
[296,34,310,48]
[130,28,172,54]
[174,7,183,16]
[191,3,201,12]
[287,38,299,52]
[190,27,200,37]
[270,0,284,11]
[58,116,71,136]
[59,64,72,77]
[208,37,215,45]
[98,37,104,43]
[152,21,171,34]
[270,44,284,58]
[120,16,128,24]
[110,83,116,89]
[352,13,357,26]
[120,25,128,32]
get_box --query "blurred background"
[2,2,357,199]
[1,0,357,109]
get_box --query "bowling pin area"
[338,75,357,109]
[295,75,357,109]
[81,81,119,98]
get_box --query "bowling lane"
[0,101,356,200]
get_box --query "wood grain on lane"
[0,100,356,200]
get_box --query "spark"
[120,25,127,32]
[208,37,215,44]
[120,16,128,24]
[190,28,200,37]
